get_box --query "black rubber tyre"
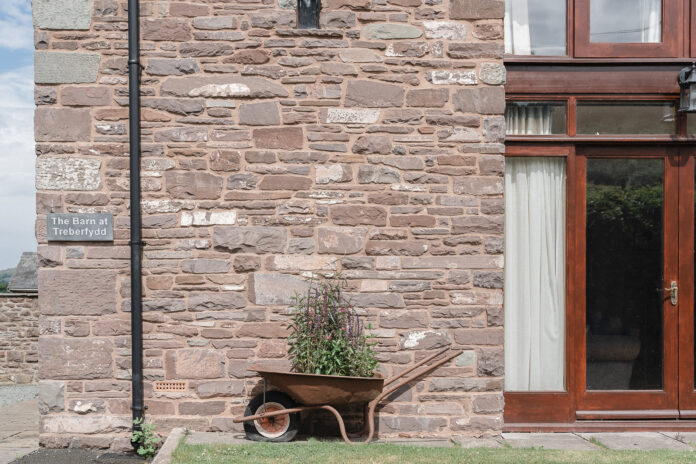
[243,391,300,442]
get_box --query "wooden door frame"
[504,142,691,424]
[573,145,681,418]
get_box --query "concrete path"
[161,429,696,454]
[0,398,39,464]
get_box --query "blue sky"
[0,0,35,269]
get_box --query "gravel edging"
[151,428,186,464]
[0,385,38,408]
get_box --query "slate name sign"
[47,213,114,242]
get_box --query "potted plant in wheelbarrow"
[233,278,462,444]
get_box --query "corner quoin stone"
[32,0,92,30]
[34,52,100,84]
[38,269,117,315]
[36,157,102,191]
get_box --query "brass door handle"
[664,281,678,306]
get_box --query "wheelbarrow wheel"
[244,391,300,442]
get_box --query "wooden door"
[574,147,681,418]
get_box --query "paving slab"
[660,432,696,446]
[0,399,38,464]
[502,433,599,450]
[578,432,692,450]
[455,436,503,448]
[378,438,453,447]
[184,432,247,446]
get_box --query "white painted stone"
[316,165,346,184]
[181,211,237,226]
[451,291,503,305]
[326,108,380,124]
[36,157,101,191]
[278,0,295,8]
[142,158,176,171]
[33,0,91,30]
[34,52,100,84]
[385,43,429,57]
[479,62,507,85]
[141,199,185,213]
[424,21,467,40]
[189,84,251,98]
[429,70,477,85]
[402,331,427,349]
[272,256,338,271]
[205,99,236,108]
[339,49,383,63]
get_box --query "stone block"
[380,310,429,329]
[224,50,270,64]
[236,323,290,339]
[39,338,113,380]
[253,127,304,149]
[33,0,91,30]
[181,211,237,226]
[330,205,388,226]
[179,401,227,415]
[339,49,383,63]
[39,269,116,315]
[182,259,231,274]
[35,108,91,142]
[450,0,504,19]
[35,52,100,84]
[197,381,245,399]
[358,166,401,184]
[317,227,366,254]
[258,175,312,190]
[165,172,222,199]
[325,108,380,124]
[209,150,241,172]
[453,87,505,115]
[188,292,247,311]
[447,43,504,59]
[161,76,289,98]
[352,135,392,154]
[407,89,449,108]
[214,226,287,253]
[364,23,423,39]
[166,349,226,379]
[60,87,111,106]
[145,58,200,76]
[238,101,280,126]
[478,348,504,376]
[39,380,65,414]
[142,19,192,41]
[345,81,405,108]
[316,164,352,184]
[453,177,503,195]
[479,62,506,85]
[249,273,310,305]
[429,70,477,85]
[41,415,130,435]
[155,127,208,142]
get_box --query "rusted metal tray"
[248,367,385,406]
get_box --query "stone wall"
[0,295,39,385]
[34,0,505,449]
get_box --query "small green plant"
[288,277,378,377]
[131,417,162,459]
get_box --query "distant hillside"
[0,268,15,292]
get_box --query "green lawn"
[171,441,696,464]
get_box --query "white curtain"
[505,0,530,54]
[640,0,661,43]
[505,104,553,135]
[505,157,566,391]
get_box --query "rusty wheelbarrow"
[233,347,462,444]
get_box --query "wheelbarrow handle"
[384,346,450,386]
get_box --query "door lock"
[664,281,678,306]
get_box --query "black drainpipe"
[127,0,145,446]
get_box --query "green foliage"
[131,417,162,459]
[0,282,7,293]
[0,268,14,293]
[288,277,378,378]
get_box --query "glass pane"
[577,102,675,135]
[505,0,566,55]
[505,102,566,135]
[504,157,566,391]
[686,114,696,134]
[586,158,664,391]
[590,0,661,43]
